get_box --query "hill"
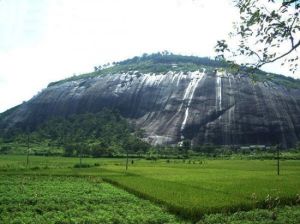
[1,53,300,148]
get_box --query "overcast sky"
[0,0,298,113]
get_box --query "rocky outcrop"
[1,64,300,147]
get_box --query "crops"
[0,175,181,224]
[100,159,300,220]
[199,205,300,224]
[0,155,299,223]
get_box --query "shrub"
[0,145,12,154]
[30,166,40,170]
[73,163,91,168]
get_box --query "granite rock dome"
[1,54,300,147]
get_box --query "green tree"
[90,141,110,157]
[216,0,300,73]
[181,140,191,158]
[63,143,74,157]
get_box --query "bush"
[0,145,12,154]
[73,163,91,168]
[30,166,40,170]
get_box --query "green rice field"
[0,155,299,223]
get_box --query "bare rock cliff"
[1,55,300,147]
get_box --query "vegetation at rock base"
[0,109,150,157]
[3,107,299,160]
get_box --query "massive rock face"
[1,61,300,147]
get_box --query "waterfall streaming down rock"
[1,54,300,147]
[216,71,222,111]
[180,70,205,139]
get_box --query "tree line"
[1,109,150,157]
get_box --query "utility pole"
[26,132,30,168]
[79,145,82,168]
[126,149,129,171]
[277,145,280,176]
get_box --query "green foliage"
[1,109,150,157]
[216,0,300,73]
[123,135,150,154]
[247,70,300,88]
[73,163,91,168]
[0,156,299,222]
[0,175,180,224]
[0,145,11,154]
[37,109,129,145]
[47,52,300,90]
[47,53,227,87]
[101,159,300,221]
[198,206,300,224]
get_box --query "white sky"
[0,0,299,113]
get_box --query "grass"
[198,205,300,224]
[0,155,299,222]
[0,175,181,224]
[100,160,300,220]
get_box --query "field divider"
[101,177,194,220]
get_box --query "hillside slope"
[1,53,300,147]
